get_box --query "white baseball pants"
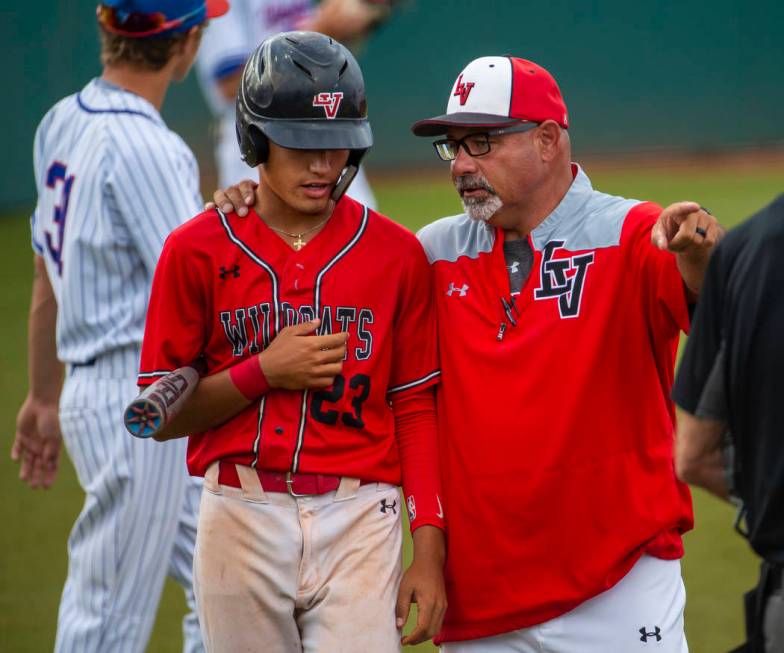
[193,463,403,652]
[55,348,203,653]
[442,554,688,653]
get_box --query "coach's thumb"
[396,592,411,630]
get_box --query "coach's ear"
[206,180,258,217]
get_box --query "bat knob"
[124,399,165,439]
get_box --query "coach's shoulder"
[417,213,494,264]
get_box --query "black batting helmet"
[236,31,372,199]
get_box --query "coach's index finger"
[651,201,701,250]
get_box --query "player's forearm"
[153,367,252,441]
[27,256,63,404]
[411,524,446,567]
[392,387,445,531]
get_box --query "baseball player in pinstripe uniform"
[12,1,228,651]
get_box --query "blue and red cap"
[97,0,228,39]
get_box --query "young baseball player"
[195,0,381,207]
[137,31,446,651]
[12,1,227,651]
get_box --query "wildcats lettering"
[219,303,375,361]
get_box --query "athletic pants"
[55,347,203,653]
[194,462,403,652]
[442,554,688,653]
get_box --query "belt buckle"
[285,471,310,498]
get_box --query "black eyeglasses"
[432,123,539,161]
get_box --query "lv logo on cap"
[453,74,475,105]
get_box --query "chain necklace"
[264,215,331,251]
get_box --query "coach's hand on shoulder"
[12,394,62,489]
[396,525,448,646]
[206,179,258,217]
[259,319,348,390]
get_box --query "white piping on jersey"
[250,395,266,468]
[216,207,284,469]
[387,369,442,395]
[291,205,369,474]
[216,207,282,333]
[138,369,174,379]
[312,205,369,317]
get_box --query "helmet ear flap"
[237,124,269,168]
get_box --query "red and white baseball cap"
[411,56,568,136]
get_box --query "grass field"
[1,162,781,652]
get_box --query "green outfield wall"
[3,0,783,210]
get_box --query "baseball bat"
[124,366,200,439]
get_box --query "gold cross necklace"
[264,215,331,251]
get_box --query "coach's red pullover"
[418,164,694,643]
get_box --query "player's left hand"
[651,202,723,253]
[396,525,447,645]
[206,179,258,217]
[11,394,63,489]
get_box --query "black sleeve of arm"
[672,247,727,414]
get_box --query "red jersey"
[139,197,441,524]
[417,165,694,643]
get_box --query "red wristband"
[229,356,271,400]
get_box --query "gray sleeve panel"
[531,189,642,252]
[417,213,496,264]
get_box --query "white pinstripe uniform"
[30,77,204,653]
[195,0,377,208]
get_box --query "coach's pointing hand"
[651,201,724,295]
[260,319,348,390]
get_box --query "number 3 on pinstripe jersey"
[44,161,75,276]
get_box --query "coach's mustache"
[455,175,497,196]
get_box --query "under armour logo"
[446,282,469,297]
[508,261,520,274]
[639,626,662,643]
[380,499,397,514]
[219,265,241,279]
[313,92,344,119]
[533,240,594,318]
[453,74,475,106]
